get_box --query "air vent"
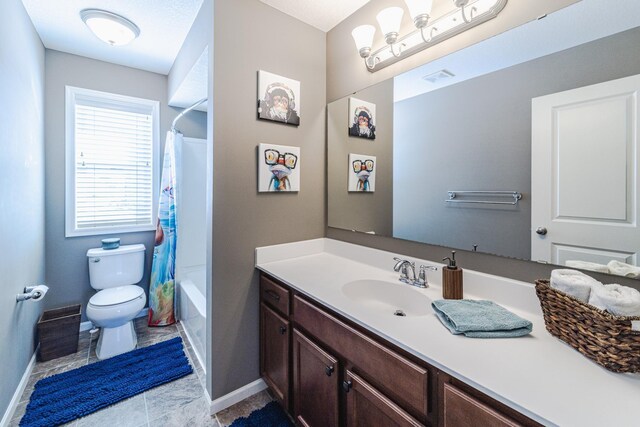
[422,69,455,83]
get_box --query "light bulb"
[404,0,433,28]
[376,7,404,45]
[352,25,376,58]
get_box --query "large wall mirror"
[328,1,640,280]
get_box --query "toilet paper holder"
[16,285,48,302]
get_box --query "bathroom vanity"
[256,239,640,427]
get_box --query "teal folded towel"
[431,299,532,338]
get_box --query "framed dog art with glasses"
[348,153,376,192]
[258,143,300,192]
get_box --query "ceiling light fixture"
[353,0,507,72]
[80,9,140,46]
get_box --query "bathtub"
[178,267,206,373]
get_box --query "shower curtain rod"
[171,98,207,133]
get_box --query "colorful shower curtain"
[148,131,182,326]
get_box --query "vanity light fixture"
[80,9,140,46]
[353,0,507,72]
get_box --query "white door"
[531,74,640,267]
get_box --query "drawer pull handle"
[265,290,281,301]
[325,365,334,377]
[342,380,352,392]
[279,325,287,335]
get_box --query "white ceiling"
[20,0,204,75]
[394,0,640,102]
[259,0,370,32]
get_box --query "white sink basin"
[341,279,431,317]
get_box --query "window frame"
[65,86,160,237]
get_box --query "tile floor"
[9,317,275,427]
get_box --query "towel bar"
[446,191,522,206]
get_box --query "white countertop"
[255,238,640,427]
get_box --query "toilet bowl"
[86,244,146,359]
[87,285,146,359]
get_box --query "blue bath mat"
[230,401,293,427]
[20,337,193,427]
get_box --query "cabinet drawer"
[260,275,290,316]
[443,383,522,427]
[293,295,429,423]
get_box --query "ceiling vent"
[422,69,455,83]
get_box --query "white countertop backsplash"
[255,238,640,427]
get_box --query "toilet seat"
[89,285,145,307]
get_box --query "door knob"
[325,365,334,377]
[535,227,548,236]
[342,380,352,392]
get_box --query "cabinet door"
[292,329,339,427]
[442,383,522,427]
[260,302,290,408]
[344,370,425,427]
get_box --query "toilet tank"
[87,244,146,290]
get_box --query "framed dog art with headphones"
[257,70,301,126]
[348,97,376,140]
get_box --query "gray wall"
[394,27,640,260]
[326,0,580,102]
[211,0,326,399]
[44,50,207,321]
[327,5,640,291]
[0,0,45,419]
[328,79,393,235]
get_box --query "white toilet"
[86,244,146,360]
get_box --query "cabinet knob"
[342,380,352,392]
[279,325,287,335]
[325,365,334,377]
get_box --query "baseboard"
[209,378,268,415]
[79,307,149,332]
[0,347,37,427]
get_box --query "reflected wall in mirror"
[327,1,640,279]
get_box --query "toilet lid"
[90,285,144,307]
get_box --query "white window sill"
[65,225,156,238]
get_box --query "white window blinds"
[66,87,159,237]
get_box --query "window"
[65,86,159,237]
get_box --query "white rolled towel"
[607,261,640,279]
[565,260,610,274]
[550,269,602,303]
[588,283,640,317]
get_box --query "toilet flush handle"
[90,257,101,263]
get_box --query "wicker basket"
[535,280,640,373]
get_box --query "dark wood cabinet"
[260,302,290,408]
[344,369,424,427]
[258,272,540,427]
[293,295,429,423]
[292,329,339,427]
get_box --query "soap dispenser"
[442,251,463,299]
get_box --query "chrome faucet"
[394,258,416,283]
[393,258,438,288]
